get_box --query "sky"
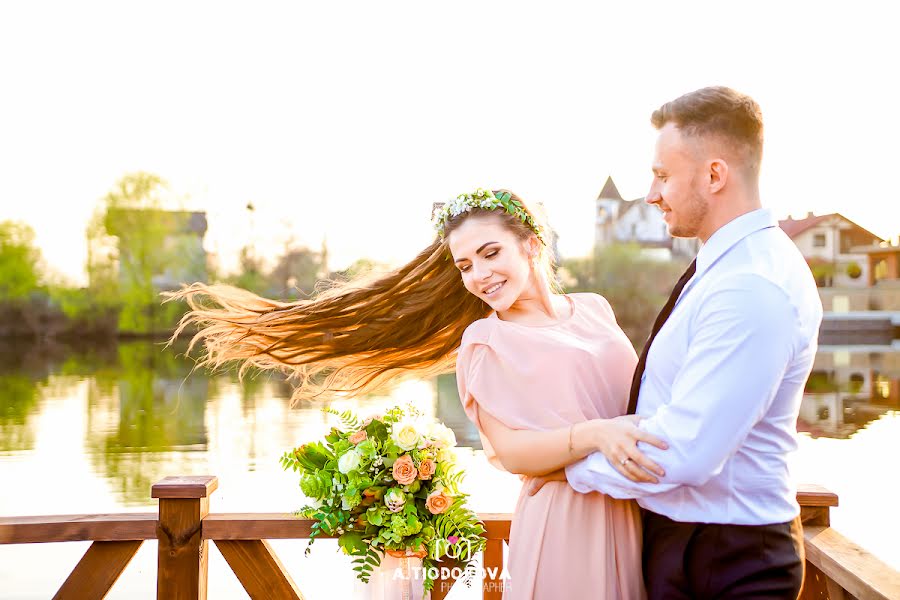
[1,1,898,285]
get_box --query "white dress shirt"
[565,208,823,525]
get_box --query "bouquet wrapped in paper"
[281,405,486,593]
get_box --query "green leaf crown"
[432,188,546,245]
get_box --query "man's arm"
[566,274,797,498]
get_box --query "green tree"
[91,172,202,334]
[333,257,387,280]
[0,221,42,301]
[224,246,269,295]
[562,244,691,349]
[268,244,323,298]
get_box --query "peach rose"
[362,413,382,427]
[392,454,418,485]
[417,458,435,480]
[425,489,452,515]
[349,430,367,445]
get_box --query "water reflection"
[2,339,898,481]
[435,373,482,449]
[797,345,900,438]
[0,338,897,593]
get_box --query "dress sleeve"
[591,293,617,321]
[455,326,516,471]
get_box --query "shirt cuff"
[565,457,596,494]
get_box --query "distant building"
[797,347,900,438]
[594,176,698,259]
[104,208,208,291]
[779,212,884,287]
[863,245,900,286]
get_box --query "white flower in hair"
[448,198,465,217]
[433,187,546,245]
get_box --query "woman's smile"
[483,281,506,297]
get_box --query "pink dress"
[456,292,645,599]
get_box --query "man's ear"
[708,158,728,194]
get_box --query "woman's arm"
[476,404,668,481]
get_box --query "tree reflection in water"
[1,339,897,505]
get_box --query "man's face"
[646,123,710,239]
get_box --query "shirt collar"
[695,208,778,277]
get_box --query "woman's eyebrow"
[454,241,499,264]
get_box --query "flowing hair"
[166,190,557,404]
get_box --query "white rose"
[391,419,421,451]
[338,448,362,474]
[427,422,457,448]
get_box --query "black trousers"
[641,510,805,600]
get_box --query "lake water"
[1,339,898,599]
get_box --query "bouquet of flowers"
[281,405,486,593]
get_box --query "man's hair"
[651,86,764,169]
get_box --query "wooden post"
[798,484,838,527]
[152,476,218,600]
[798,486,836,600]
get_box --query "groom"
[529,87,823,599]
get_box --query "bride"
[171,188,664,599]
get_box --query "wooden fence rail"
[1,476,898,599]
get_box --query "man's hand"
[524,468,567,497]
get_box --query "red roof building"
[778,212,884,287]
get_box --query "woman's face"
[447,215,536,312]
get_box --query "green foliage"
[806,258,835,288]
[433,188,546,244]
[333,258,385,281]
[0,221,42,301]
[281,441,335,473]
[284,405,486,592]
[323,407,361,431]
[349,544,382,584]
[87,171,207,335]
[423,498,486,592]
[269,245,322,298]
[805,371,839,393]
[223,246,268,294]
[562,243,690,347]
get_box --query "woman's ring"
[620,457,631,466]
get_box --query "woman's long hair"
[166,190,558,404]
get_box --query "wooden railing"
[1,477,898,599]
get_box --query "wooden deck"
[1,476,898,599]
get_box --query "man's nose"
[645,185,661,205]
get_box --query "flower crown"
[432,188,546,245]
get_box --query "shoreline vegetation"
[1,171,695,349]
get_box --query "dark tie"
[626,258,697,415]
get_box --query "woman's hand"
[579,416,668,483]
[524,469,567,497]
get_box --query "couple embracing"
[175,86,823,599]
